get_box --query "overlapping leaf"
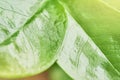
[0,0,67,78]
[57,12,120,80]
[0,0,120,80]
[57,0,120,80]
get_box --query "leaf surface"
[1,0,120,79]
[0,0,67,78]
[57,11,120,80]
[57,0,120,80]
[59,1,120,71]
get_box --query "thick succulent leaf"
[57,12,120,80]
[60,0,120,73]
[0,0,67,78]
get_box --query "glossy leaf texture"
[59,0,120,73]
[57,12,120,80]
[0,0,67,78]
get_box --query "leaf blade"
[57,11,120,80]
[0,0,67,78]
[58,0,120,78]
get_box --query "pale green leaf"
[1,0,120,80]
[0,0,67,78]
[57,0,120,79]
[57,11,120,80]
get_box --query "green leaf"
[57,0,120,79]
[0,0,67,78]
[59,0,120,71]
[1,0,120,79]
[57,11,120,80]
